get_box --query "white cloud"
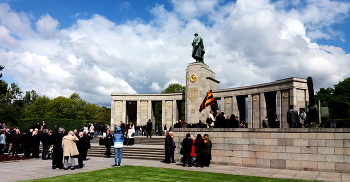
[0,0,349,106]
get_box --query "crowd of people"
[0,121,107,170]
[164,131,212,168]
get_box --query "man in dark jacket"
[50,128,65,169]
[41,129,50,160]
[164,131,174,163]
[103,130,113,158]
[287,105,300,128]
[146,119,152,138]
[76,132,86,168]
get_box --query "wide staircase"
[88,136,166,161]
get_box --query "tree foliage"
[161,83,186,93]
[315,77,350,119]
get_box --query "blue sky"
[0,0,350,106]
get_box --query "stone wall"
[173,128,350,173]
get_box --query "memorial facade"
[111,62,309,131]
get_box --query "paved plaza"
[1,152,350,182]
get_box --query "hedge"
[18,118,106,132]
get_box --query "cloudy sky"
[0,0,350,107]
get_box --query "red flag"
[199,90,215,112]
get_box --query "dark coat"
[164,134,173,152]
[287,109,299,124]
[50,133,64,151]
[104,133,113,146]
[40,133,50,147]
[11,134,22,148]
[195,139,205,154]
[181,138,192,152]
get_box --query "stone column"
[122,100,127,123]
[147,100,152,125]
[137,100,141,125]
[281,90,290,128]
[248,95,253,128]
[162,100,166,129]
[276,91,282,128]
[260,92,266,128]
[290,88,297,109]
[111,100,115,131]
[172,100,178,126]
[224,97,232,117]
[252,94,260,128]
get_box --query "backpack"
[206,117,213,124]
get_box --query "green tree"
[315,87,334,107]
[24,96,51,118]
[95,106,111,122]
[0,65,7,96]
[330,78,350,118]
[22,90,39,105]
[161,83,186,93]
[0,82,24,126]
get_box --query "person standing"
[120,121,126,135]
[262,117,269,128]
[62,131,79,170]
[287,105,300,128]
[31,130,40,158]
[113,127,124,167]
[10,129,22,156]
[41,129,50,160]
[76,132,86,168]
[0,130,6,155]
[195,134,205,168]
[299,108,307,128]
[164,131,175,163]
[51,128,65,169]
[203,134,212,167]
[181,133,193,167]
[146,119,152,138]
[190,135,196,166]
[103,130,113,158]
[207,111,215,128]
[163,125,167,136]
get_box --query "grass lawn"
[24,166,314,182]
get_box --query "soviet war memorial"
[1,0,350,181]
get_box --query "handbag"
[180,147,185,155]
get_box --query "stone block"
[242,158,256,167]
[335,163,350,173]
[344,156,350,163]
[214,143,229,150]
[278,138,294,146]
[318,147,335,155]
[301,161,318,171]
[286,133,301,139]
[249,138,264,145]
[270,159,286,169]
[325,140,343,147]
[229,157,242,166]
[293,139,309,146]
[310,154,327,162]
[229,144,243,151]
[345,140,350,147]
[223,150,235,157]
[317,133,334,140]
[317,162,335,172]
[256,132,271,139]
[270,133,286,139]
[286,160,302,170]
[286,146,301,153]
[249,151,264,158]
[293,153,310,161]
[242,132,256,138]
[257,158,271,168]
[263,152,278,159]
[229,132,242,138]
[211,137,224,143]
[242,144,256,151]
[326,155,344,163]
[271,146,286,153]
[224,137,236,144]
[308,139,325,147]
[217,132,227,138]
[234,151,250,158]
[300,133,317,139]
[264,139,278,146]
[300,146,318,154]
[216,156,229,165]
[277,153,294,160]
[334,133,350,139]
[256,145,270,152]
[235,138,250,145]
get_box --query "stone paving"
[1,155,350,182]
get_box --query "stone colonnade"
[111,77,308,131]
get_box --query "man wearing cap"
[192,33,205,63]
[112,127,124,167]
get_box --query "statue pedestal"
[185,62,219,124]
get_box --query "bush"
[18,118,100,132]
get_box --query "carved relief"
[117,102,120,107]
[253,95,259,101]
[142,101,147,107]
[167,101,172,107]
[189,88,198,102]
[226,98,231,104]
[191,109,195,113]
[282,91,288,99]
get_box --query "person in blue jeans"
[113,127,124,167]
